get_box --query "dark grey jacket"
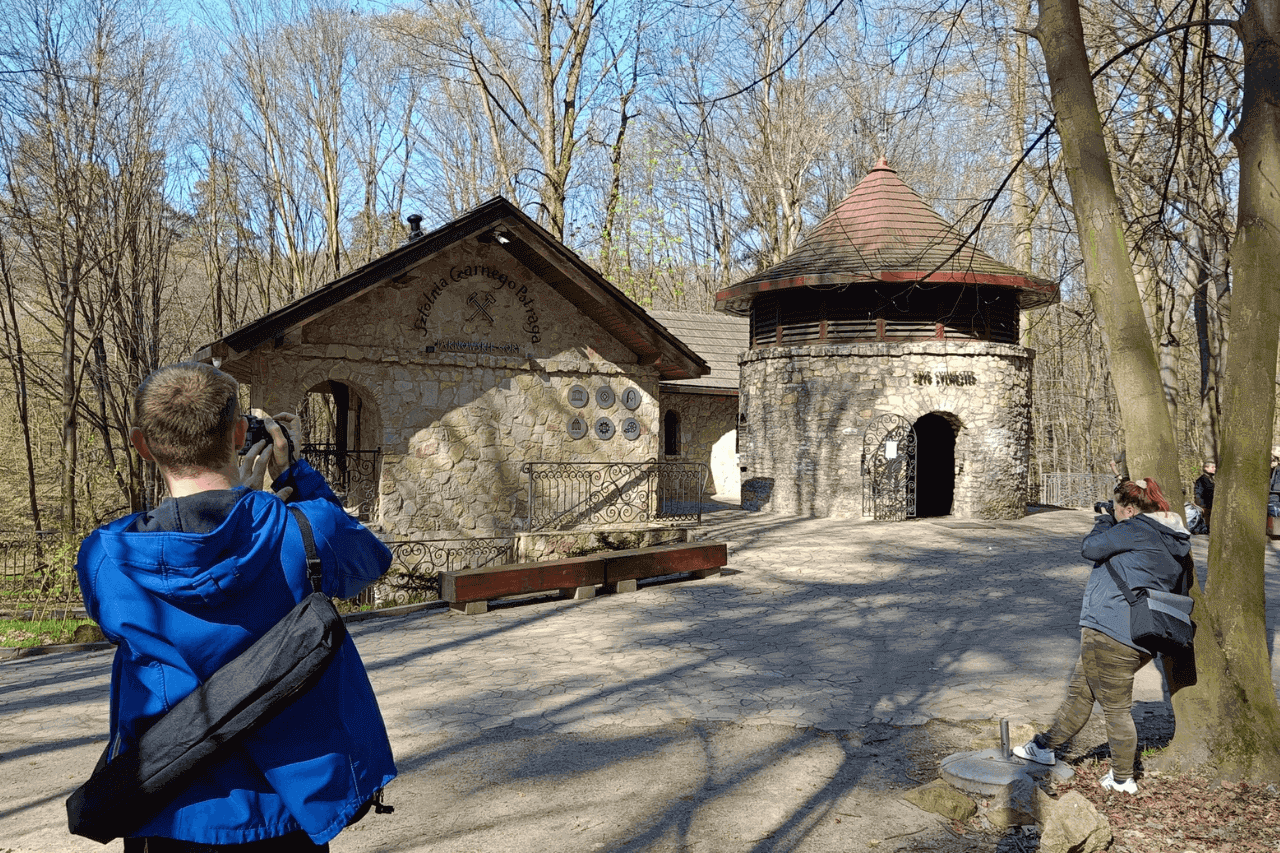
[1078,511,1192,651]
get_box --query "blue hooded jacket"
[1079,510,1192,652]
[75,460,397,844]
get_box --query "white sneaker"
[1012,739,1056,766]
[1099,770,1138,794]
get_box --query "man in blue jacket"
[76,362,397,850]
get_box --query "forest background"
[0,0,1248,532]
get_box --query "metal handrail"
[521,459,709,532]
[1040,473,1115,508]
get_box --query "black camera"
[1094,500,1115,518]
[239,415,294,459]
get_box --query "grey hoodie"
[1078,510,1193,651]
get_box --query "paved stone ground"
[2,505,1277,852]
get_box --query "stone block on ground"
[1038,791,1111,853]
[985,784,1056,830]
[902,779,977,822]
[72,623,105,643]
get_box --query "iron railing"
[1040,473,1115,508]
[300,446,381,521]
[376,537,515,604]
[521,460,709,532]
[0,531,80,610]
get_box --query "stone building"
[647,310,749,501]
[716,159,1059,520]
[194,197,708,542]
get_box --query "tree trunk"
[1155,0,1280,782]
[1032,0,1184,505]
[60,272,78,532]
[0,239,43,532]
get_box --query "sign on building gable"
[414,263,543,351]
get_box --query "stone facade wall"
[660,390,740,498]
[738,341,1034,519]
[240,238,663,537]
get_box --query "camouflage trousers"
[1042,627,1152,780]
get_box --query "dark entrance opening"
[297,380,380,521]
[913,413,956,517]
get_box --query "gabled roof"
[646,309,748,394]
[715,158,1059,315]
[193,196,708,381]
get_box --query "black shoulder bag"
[1105,559,1195,657]
[67,506,345,843]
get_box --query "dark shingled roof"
[192,196,708,382]
[646,309,747,395]
[715,158,1059,315]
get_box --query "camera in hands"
[239,415,295,459]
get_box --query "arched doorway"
[298,380,380,520]
[913,413,956,517]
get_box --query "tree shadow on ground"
[3,509,1276,852]
[355,509,1125,851]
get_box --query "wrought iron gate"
[300,445,381,521]
[861,414,917,520]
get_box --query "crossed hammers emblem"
[466,291,496,323]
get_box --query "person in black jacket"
[1014,477,1191,795]
[1193,462,1215,532]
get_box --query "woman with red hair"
[1014,477,1192,794]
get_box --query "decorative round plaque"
[594,417,616,440]
[621,386,642,411]
[595,384,616,408]
[567,416,588,439]
[568,384,589,409]
[621,417,640,441]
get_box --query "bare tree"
[1032,0,1280,781]
[399,0,647,240]
[1158,0,1280,781]
[0,0,183,523]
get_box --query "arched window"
[664,410,681,457]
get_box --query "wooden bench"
[440,541,728,614]
[601,541,727,593]
[441,555,606,614]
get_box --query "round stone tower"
[717,158,1059,520]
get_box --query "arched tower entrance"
[913,413,957,518]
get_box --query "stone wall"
[238,237,663,537]
[661,390,740,498]
[737,341,1034,519]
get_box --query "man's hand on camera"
[241,410,299,499]
[253,410,298,476]
[237,437,273,491]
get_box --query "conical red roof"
[715,158,1058,315]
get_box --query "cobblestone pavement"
[3,506,1278,852]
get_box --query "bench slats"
[603,542,728,582]
[440,542,728,612]
[441,555,605,603]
